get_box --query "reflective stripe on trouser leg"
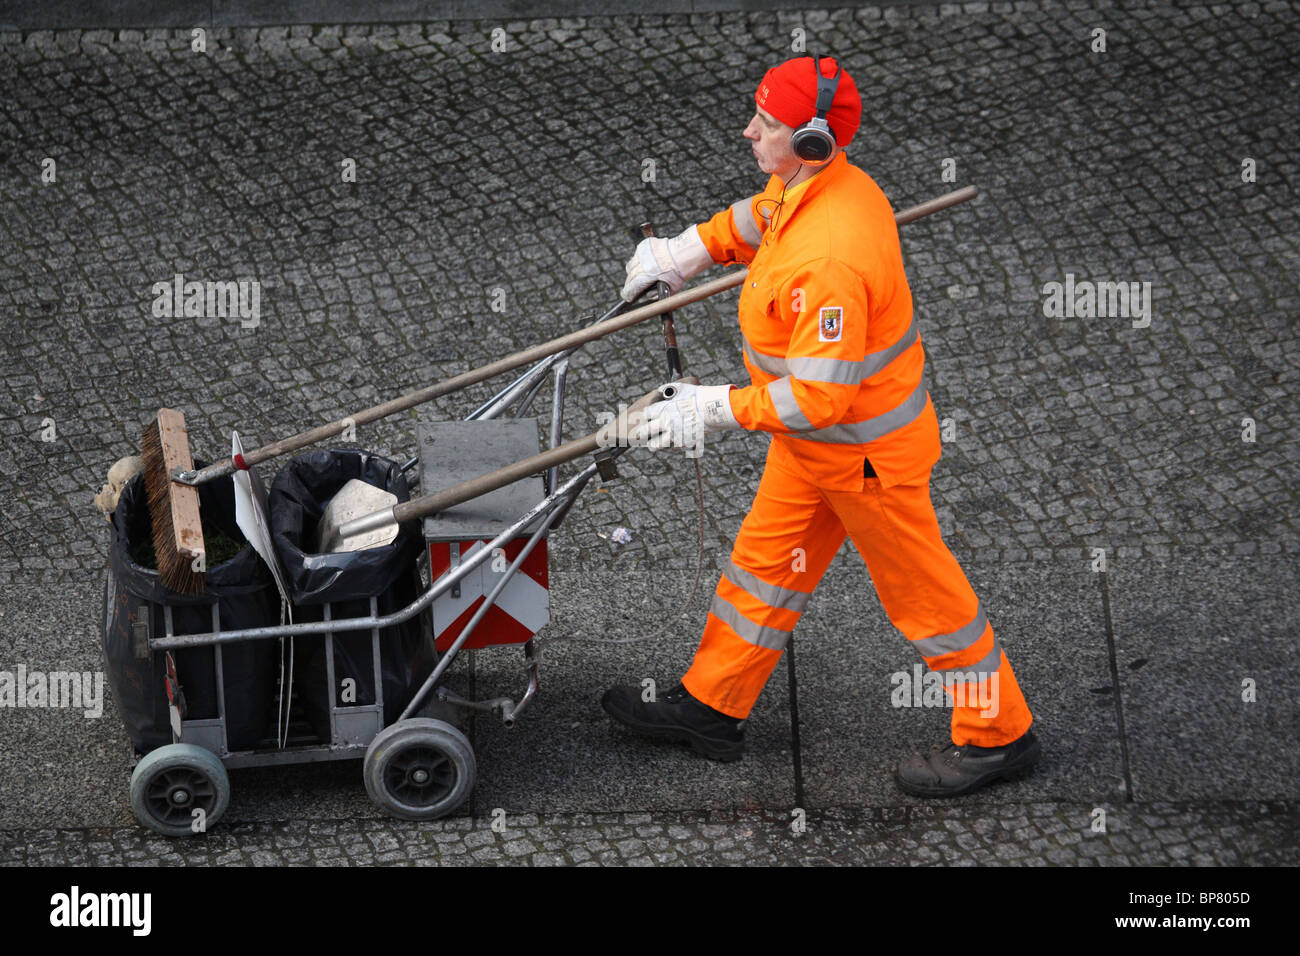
[682,443,846,719]
[908,603,1030,746]
[823,474,1034,747]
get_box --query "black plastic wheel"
[363,718,475,821]
[129,743,230,837]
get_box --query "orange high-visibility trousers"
[681,439,1033,747]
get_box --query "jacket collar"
[765,151,849,240]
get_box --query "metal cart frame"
[127,340,626,835]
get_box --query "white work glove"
[630,382,740,455]
[621,225,714,302]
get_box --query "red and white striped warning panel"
[428,538,549,651]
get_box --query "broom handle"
[179,273,742,485]
[179,185,977,485]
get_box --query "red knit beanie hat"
[754,55,861,147]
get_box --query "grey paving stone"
[798,559,1124,807]
[465,565,796,813]
[1107,555,1300,801]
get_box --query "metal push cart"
[126,332,632,837]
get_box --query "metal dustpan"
[315,478,399,553]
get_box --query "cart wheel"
[129,744,230,837]
[363,718,475,821]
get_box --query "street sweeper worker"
[602,54,1040,797]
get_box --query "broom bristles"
[141,408,206,595]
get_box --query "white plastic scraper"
[231,431,292,616]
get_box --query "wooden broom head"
[141,407,206,595]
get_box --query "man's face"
[743,107,801,182]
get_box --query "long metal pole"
[178,186,977,486]
[177,272,744,485]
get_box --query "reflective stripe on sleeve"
[787,380,928,445]
[857,319,918,380]
[744,339,788,378]
[766,377,816,431]
[787,354,867,385]
[743,319,918,385]
[731,198,764,249]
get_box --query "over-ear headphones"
[789,54,841,166]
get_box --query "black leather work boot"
[895,729,1041,797]
[601,682,745,762]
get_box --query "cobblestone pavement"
[0,1,1296,584]
[4,803,1297,866]
[0,2,1297,866]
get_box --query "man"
[601,54,1040,797]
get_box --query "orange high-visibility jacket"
[696,152,940,491]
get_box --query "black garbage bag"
[269,450,434,739]
[102,466,281,755]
